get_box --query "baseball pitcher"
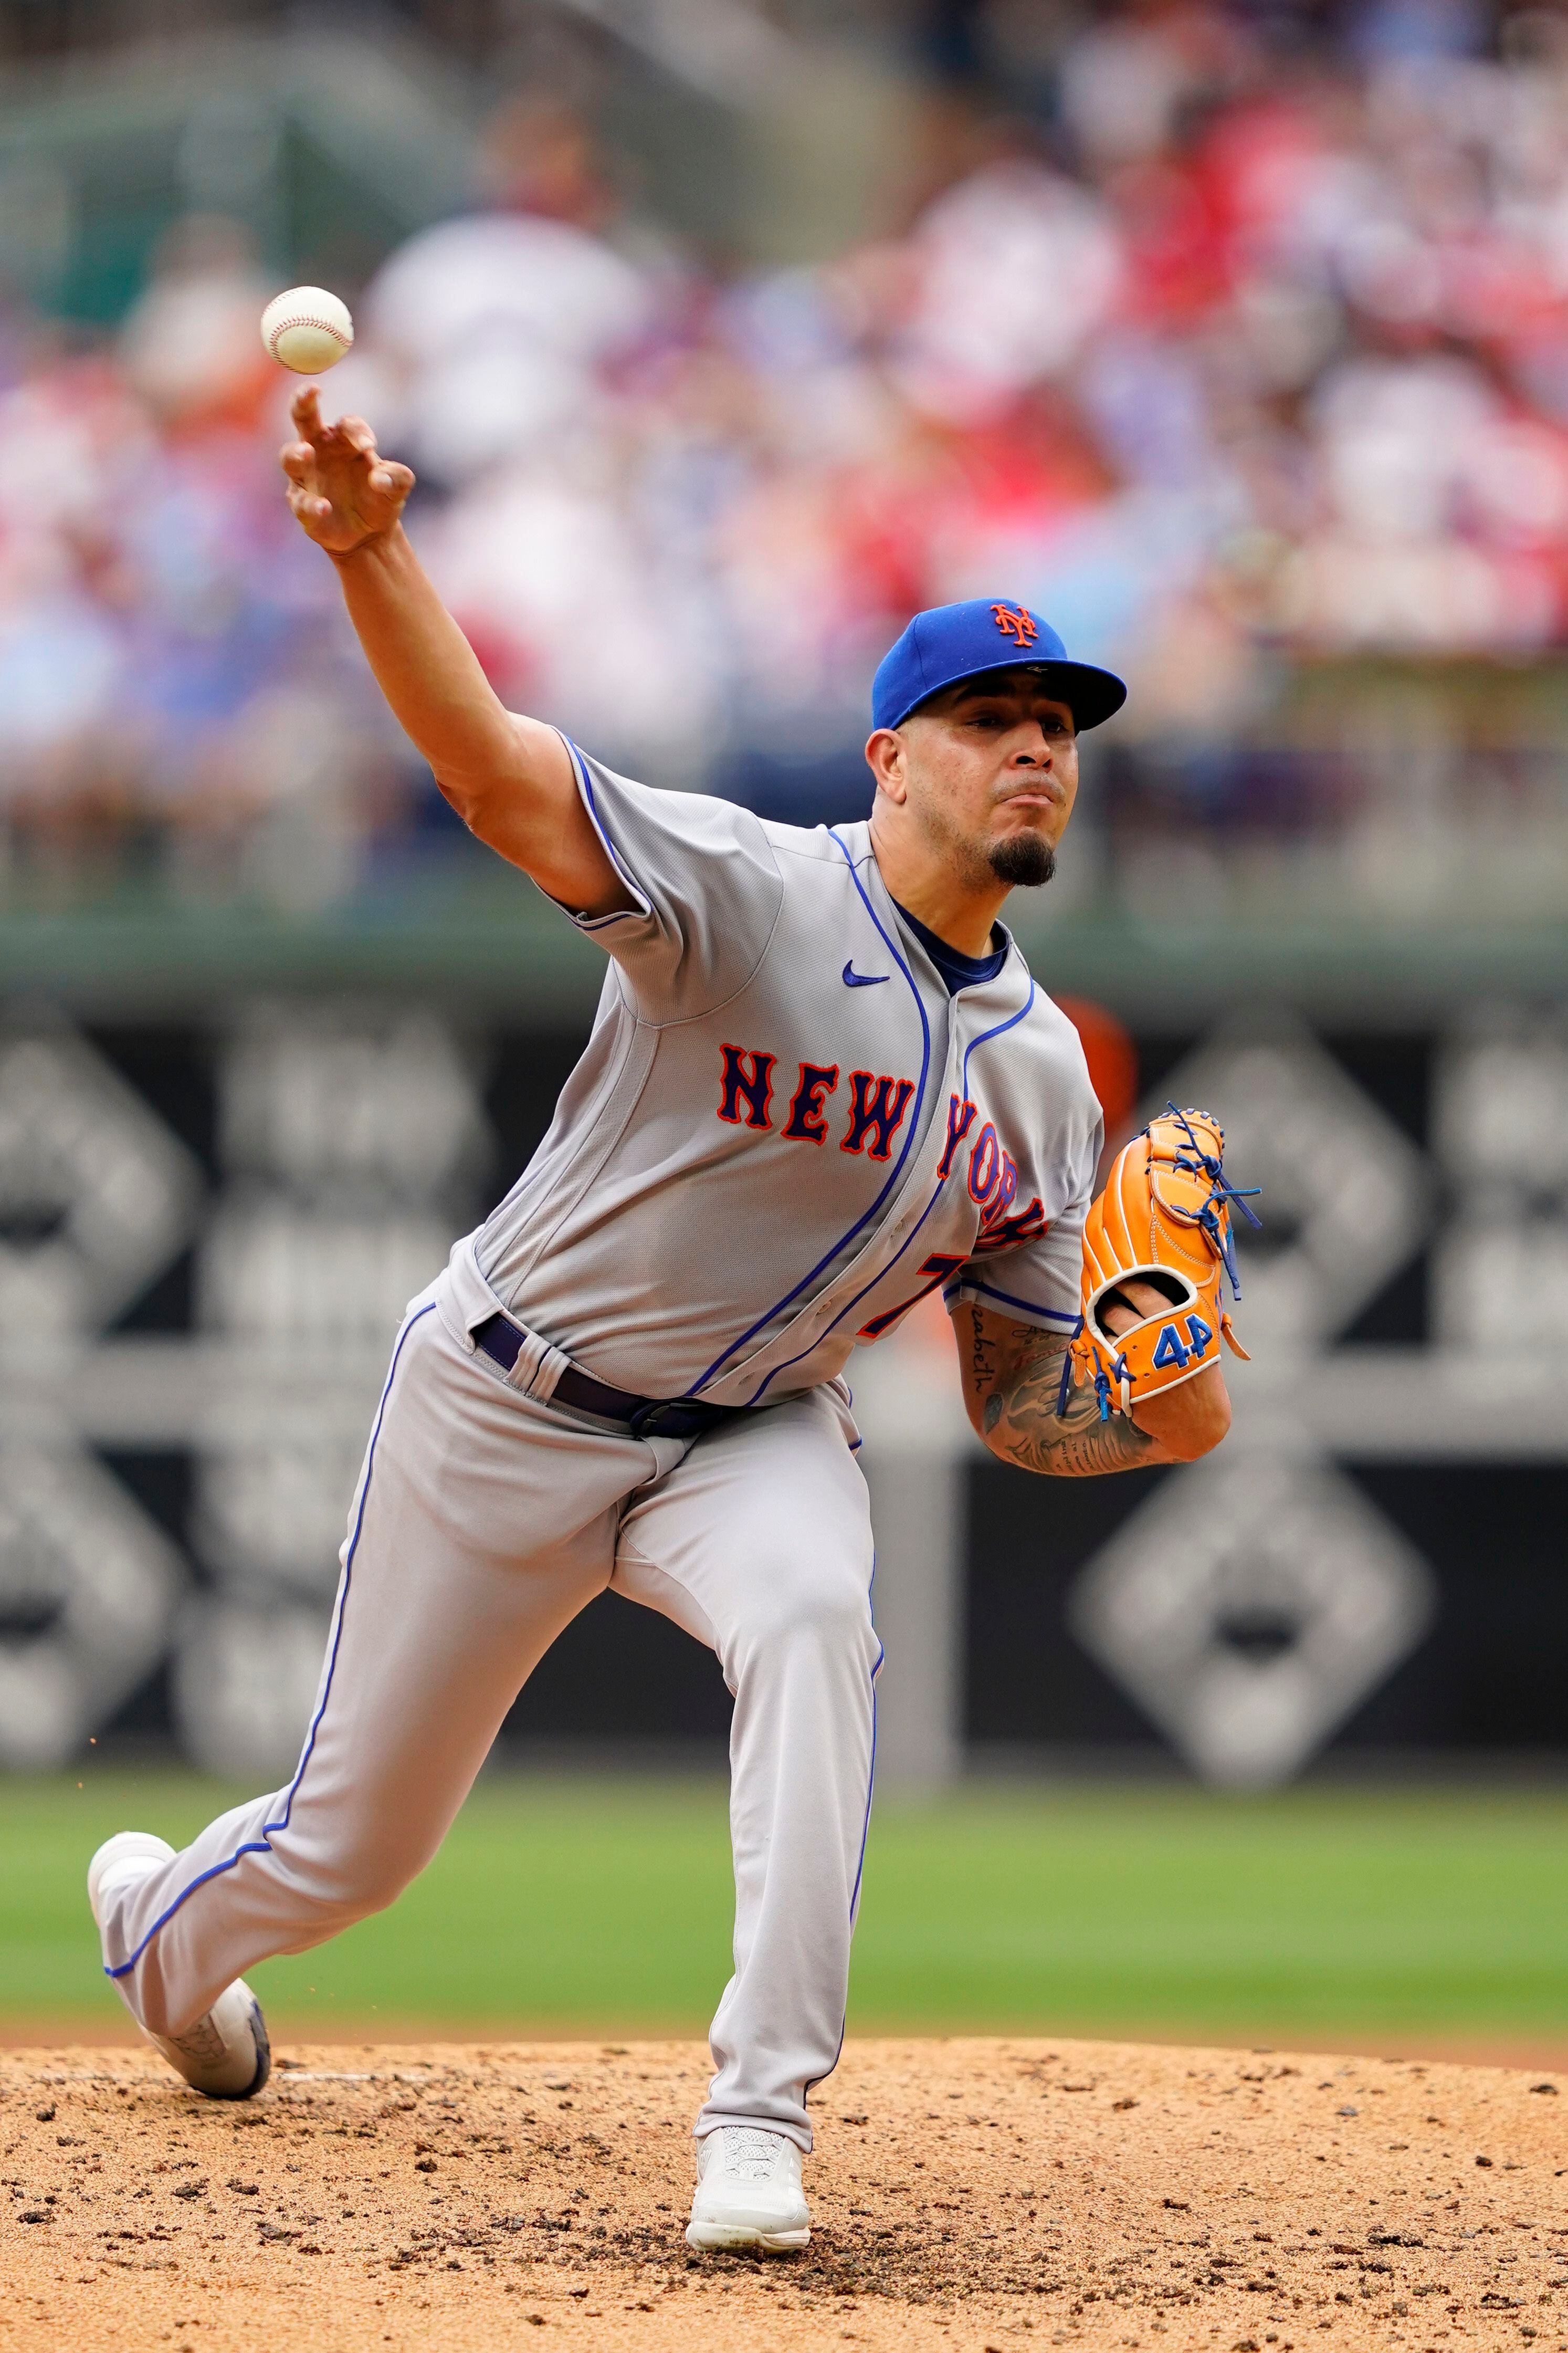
[88,389,1248,2253]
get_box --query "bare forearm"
[277,390,617,902]
[963,1311,1161,1476]
[954,1301,1227,1477]
[330,526,531,794]
[323,519,616,907]
[988,1368,1162,1474]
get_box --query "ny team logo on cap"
[991,603,1038,648]
[870,597,1128,731]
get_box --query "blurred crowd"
[5,2,1568,914]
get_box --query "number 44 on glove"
[1066,1105,1261,1422]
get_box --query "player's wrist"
[325,520,408,571]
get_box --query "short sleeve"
[556,740,784,1021]
[942,1040,1101,1336]
[942,1197,1088,1336]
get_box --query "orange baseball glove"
[1066,1105,1260,1421]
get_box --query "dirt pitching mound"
[4,2037,1567,2352]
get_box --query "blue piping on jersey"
[960,976,1035,1092]
[739,976,1044,1406]
[743,1181,950,1404]
[851,1544,882,1925]
[105,1304,436,1983]
[944,1277,1078,1325]
[562,736,652,924]
[689,830,932,1398]
[806,1543,882,2109]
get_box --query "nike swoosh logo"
[843,961,889,987]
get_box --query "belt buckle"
[628,1397,703,1439]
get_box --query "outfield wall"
[1,967,1564,1788]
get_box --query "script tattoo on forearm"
[968,1306,999,1400]
[963,1310,1158,1479]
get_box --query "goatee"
[988,836,1056,888]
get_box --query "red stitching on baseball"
[267,316,352,353]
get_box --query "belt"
[473,1313,734,1440]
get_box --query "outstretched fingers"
[289,384,324,441]
[281,384,414,545]
[288,389,378,455]
[285,481,332,528]
[371,460,416,500]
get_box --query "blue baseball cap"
[871,599,1127,734]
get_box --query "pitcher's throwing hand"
[279,386,415,558]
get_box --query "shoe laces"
[715,2127,787,2182]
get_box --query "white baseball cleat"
[87,1832,271,2101]
[686,2125,811,2252]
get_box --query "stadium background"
[2,0,1566,2051]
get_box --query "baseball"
[260,285,354,374]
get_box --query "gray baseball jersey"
[96,737,1103,2160]
[445,742,1103,1402]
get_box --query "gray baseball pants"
[96,1289,881,2149]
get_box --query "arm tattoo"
[962,1310,1159,1479]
